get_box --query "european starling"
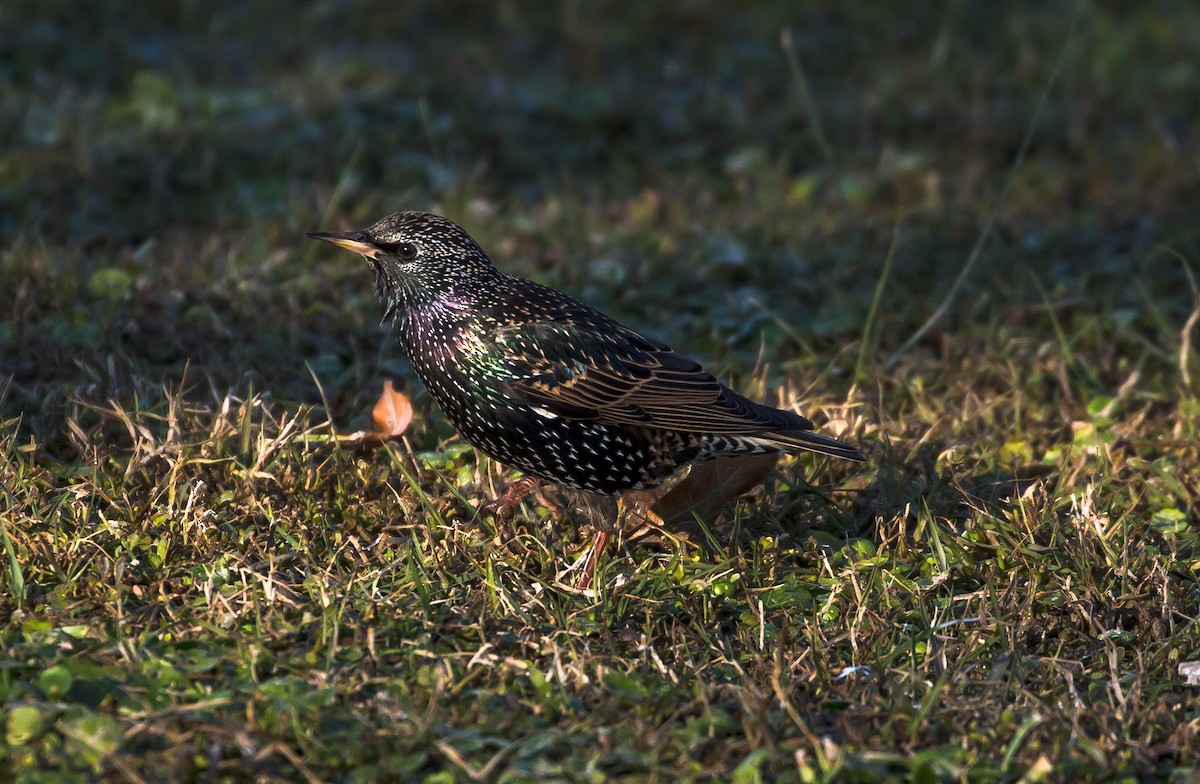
[308,212,864,577]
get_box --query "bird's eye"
[376,240,418,260]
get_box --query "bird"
[307,211,864,586]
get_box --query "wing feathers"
[490,319,860,460]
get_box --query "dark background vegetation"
[2,1,1199,781]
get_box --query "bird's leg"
[577,497,631,590]
[492,476,543,518]
[484,476,545,543]
[577,529,610,591]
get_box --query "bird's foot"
[489,476,543,520]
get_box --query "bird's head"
[306,211,499,310]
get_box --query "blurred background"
[2,0,1198,433]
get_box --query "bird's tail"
[758,429,866,462]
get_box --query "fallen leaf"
[372,380,413,437]
[650,453,780,526]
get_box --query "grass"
[3,1,1200,781]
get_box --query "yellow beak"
[305,231,381,259]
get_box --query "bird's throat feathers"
[374,263,466,321]
[385,285,480,363]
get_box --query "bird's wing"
[486,320,816,435]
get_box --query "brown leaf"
[372,379,413,437]
[651,453,780,526]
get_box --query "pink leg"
[578,530,611,590]
[493,476,542,516]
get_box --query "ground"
[2,2,1199,782]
